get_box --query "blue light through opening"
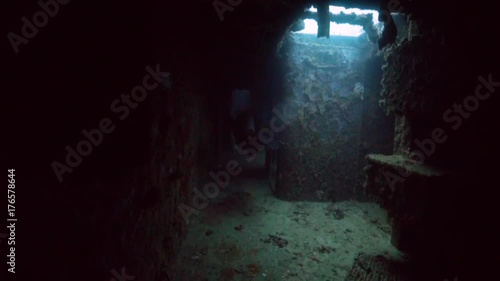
[295,6,379,37]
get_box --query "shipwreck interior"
[5,0,499,280]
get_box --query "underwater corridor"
[173,17,401,280]
[11,0,498,281]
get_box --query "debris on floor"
[317,245,336,254]
[261,234,289,248]
[326,204,346,220]
[246,263,260,276]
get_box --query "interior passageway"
[8,0,498,281]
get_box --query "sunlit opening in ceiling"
[296,5,379,37]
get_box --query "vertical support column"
[317,1,330,38]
